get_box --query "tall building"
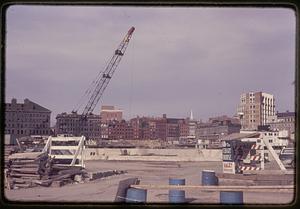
[4,98,51,143]
[100,105,123,123]
[237,92,275,130]
[55,112,101,139]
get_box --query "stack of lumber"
[7,152,52,189]
[4,146,19,168]
[6,152,84,189]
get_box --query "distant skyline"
[6,6,296,125]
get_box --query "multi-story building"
[55,112,101,139]
[128,114,188,141]
[196,115,241,148]
[237,92,275,130]
[100,105,123,123]
[108,120,133,140]
[166,118,189,140]
[130,116,167,140]
[4,98,51,143]
[266,111,295,139]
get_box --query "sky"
[6,6,296,125]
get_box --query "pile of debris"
[6,152,84,189]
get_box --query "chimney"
[11,98,17,105]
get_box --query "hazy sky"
[6,6,296,125]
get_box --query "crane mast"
[81,27,135,116]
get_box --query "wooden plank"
[216,172,294,181]
[10,160,38,164]
[10,168,39,174]
[10,173,40,178]
[262,138,286,171]
[51,137,82,142]
[13,183,31,188]
[51,146,79,150]
[131,184,294,193]
[10,164,40,168]
[115,178,140,202]
[52,164,83,167]
[8,152,45,160]
[49,155,82,159]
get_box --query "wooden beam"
[131,185,294,193]
[50,146,79,150]
[71,136,85,166]
[51,137,82,142]
[42,136,51,153]
[49,155,82,159]
[262,138,286,171]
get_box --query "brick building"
[107,120,133,140]
[166,118,189,140]
[100,105,123,123]
[55,112,101,139]
[98,113,192,141]
[4,98,51,143]
[128,114,188,141]
[130,116,167,140]
[196,115,241,148]
[237,92,275,130]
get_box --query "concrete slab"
[4,160,295,204]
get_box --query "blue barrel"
[220,191,243,204]
[201,170,218,185]
[169,178,186,203]
[125,188,147,203]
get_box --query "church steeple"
[190,110,194,120]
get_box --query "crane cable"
[129,37,135,119]
[72,60,109,113]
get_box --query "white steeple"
[190,110,194,120]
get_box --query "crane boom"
[81,27,135,116]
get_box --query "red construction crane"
[73,27,135,116]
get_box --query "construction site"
[3,26,296,204]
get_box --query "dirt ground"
[4,160,295,205]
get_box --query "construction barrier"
[239,166,261,171]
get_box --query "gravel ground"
[4,160,295,205]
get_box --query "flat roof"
[220,132,260,141]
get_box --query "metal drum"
[220,191,243,204]
[125,188,147,203]
[201,170,218,185]
[169,178,186,203]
